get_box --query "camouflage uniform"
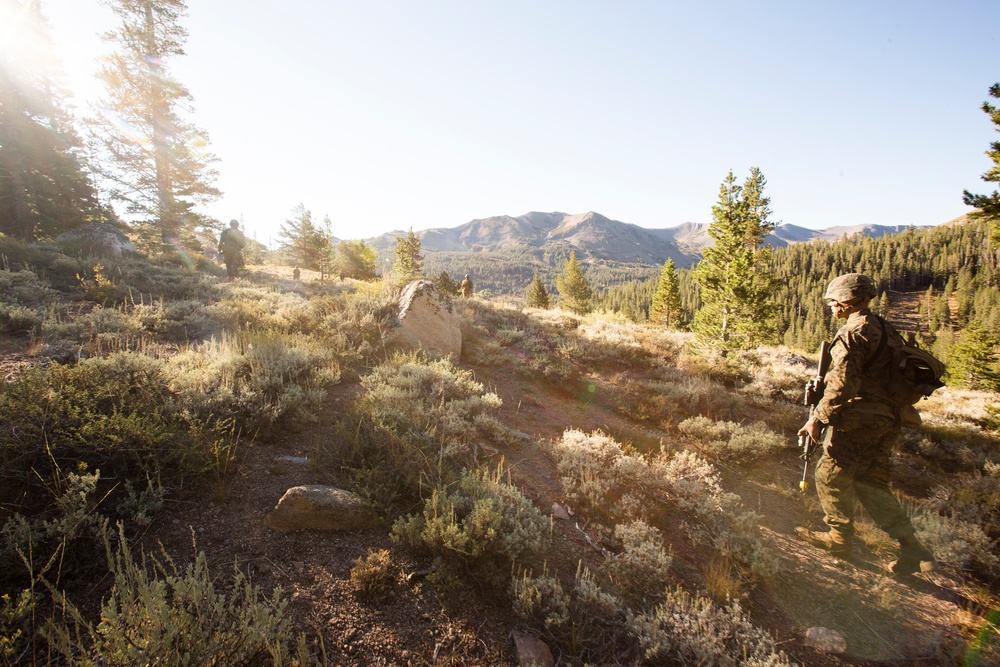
[460,274,473,297]
[811,307,915,541]
[218,221,247,279]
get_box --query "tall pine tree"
[279,204,331,271]
[525,273,550,309]
[556,251,592,315]
[0,0,99,240]
[692,168,779,351]
[90,0,219,244]
[393,228,424,280]
[946,321,1000,391]
[649,258,683,328]
[963,83,1000,239]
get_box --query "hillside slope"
[1,256,995,666]
[132,289,998,666]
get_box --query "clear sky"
[32,0,1000,245]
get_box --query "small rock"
[275,455,309,466]
[550,503,572,521]
[513,631,554,667]
[265,485,379,532]
[805,626,848,655]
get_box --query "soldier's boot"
[889,534,934,576]
[795,527,853,557]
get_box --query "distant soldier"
[796,273,934,576]
[218,219,247,279]
[460,273,473,297]
[293,266,301,281]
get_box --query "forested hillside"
[594,217,1000,360]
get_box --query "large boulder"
[55,223,136,257]
[265,485,379,532]
[389,280,462,359]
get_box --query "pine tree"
[946,321,1000,391]
[556,251,592,314]
[334,240,378,281]
[279,204,330,271]
[525,273,550,309]
[0,0,99,240]
[393,228,424,280]
[89,0,219,244]
[963,83,1000,239]
[692,168,779,351]
[434,271,460,296]
[649,258,683,328]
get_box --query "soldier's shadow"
[849,554,990,615]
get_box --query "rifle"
[799,341,832,491]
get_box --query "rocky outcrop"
[388,280,462,359]
[56,223,136,257]
[265,485,379,532]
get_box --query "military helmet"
[824,273,877,304]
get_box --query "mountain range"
[369,211,926,269]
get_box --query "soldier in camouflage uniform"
[796,273,934,577]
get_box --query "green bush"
[677,416,788,462]
[553,430,777,578]
[913,510,1000,581]
[349,549,397,602]
[360,353,509,469]
[391,466,549,589]
[606,520,673,607]
[629,587,793,666]
[512,563,630,662]
[47,530,295,666]
[166,332,339,433]
[0,353,178,502]
[0,303,41,336]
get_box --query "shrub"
[512,563,630,662]
[166,331,339,433]
[614,369,745,427]
[553,430,777,578]
[0,303,41,336]
[553,429,668,520]
[1,467,106,589]
[0,588,32,664]
[349,549,397,602]
[0,269,59,307]
[913,511,1000,582]
[629,587,793,666]
[47,530,294,666]
[677,416,788,462]
[391,466,549,589]
[605,520,673,607]
[359,353,508,468]
[0,353,179,505]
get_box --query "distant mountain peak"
[368,211,932,268]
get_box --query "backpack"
[870,315,946,406]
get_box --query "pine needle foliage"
[649,258,683,329]
[555,251,592,315]
[89,0,220,243]
[525,273,550,309]
[692,168,780,352]
[393,228,424,280]
[963,82,1000,239]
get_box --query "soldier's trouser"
[814,420,915,541]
